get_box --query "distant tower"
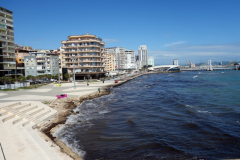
[138,45,148,68]
[173,59,178,66]
[207,60,213,71]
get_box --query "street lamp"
[72,56,76,89]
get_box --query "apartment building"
[15,49,31,76]
[103,49,115,72]
[124,49,136,69]
[0,7,15,77]
[61,33,106,80]
[24,52,59,77]
[138,45,148,68]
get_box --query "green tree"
[11,78,16,89]
[0,76,8,89]
[64,73,69,81]
[17,76,25,87]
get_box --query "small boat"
[56,94,67,99]
[193,75,198,78]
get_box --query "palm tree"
[6,77,12,89]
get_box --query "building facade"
[148,57,154,67]
[138,45,148,68]
[124,49,136,69]
[24,52,59,77]
[61,33,106,80]
[0,7,15,77]
[103,49,115,72]
[15,49,31,76]
[173,59,178,66]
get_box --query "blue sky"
[2,0,240,65]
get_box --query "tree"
[26,75,33,81]
[17,76,25,87]
[47,74,52,81]
[0,76,8,89]
[11,78,16,89]
[64,73,69,81]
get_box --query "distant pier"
[181,67,235,71]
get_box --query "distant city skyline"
[2,0,240,65]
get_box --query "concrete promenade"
[0,80,115,103]
[0,80,117,160]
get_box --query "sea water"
[54,70,240,160]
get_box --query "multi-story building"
[105,47,125,70]
[148,57,154,67]
[61,33,106,80]
[173,59,178,66]
[24,52,59,77]
[138,45,148,68]
[124,49,136,69]
[0,7,15,77]
[190,62,195,68]
[103,49,115,72]
[15,49,31,76]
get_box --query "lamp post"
[72,56,76,89]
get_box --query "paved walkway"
[0,80,116,160]
[0,80,115,103]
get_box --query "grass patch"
[0,88,18,91]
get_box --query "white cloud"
[164,41,186,47]
[102,39,119,42]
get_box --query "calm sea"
[54,70,240,160]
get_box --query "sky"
[2,0,240,65]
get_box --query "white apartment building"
[173,59,178,66]
[138,45,148,68]
[124,49,136,69]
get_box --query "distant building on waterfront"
[148,57,154,67]
[105,47,136,70]
[138,45,148,68]
[0,7,15,77]
[124,49,136,69]
[24,52,59,77]
[103,49,115,72]
[173,59,178,66]
[190,62,195,68]
[61,33,106,80]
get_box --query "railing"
[0,142,6,160]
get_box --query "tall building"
[105,47,125,70]
[148,57,154,67]
[173,59,178,66]
[61,33,106,80]
[0,7,15,77]
[103,50,115,72]
[124,49,136,69]
[138,45,148,68]
[24,52,59,77]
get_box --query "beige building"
[103,49,115,72]
[61,33,106,80]
[0,7,15,77]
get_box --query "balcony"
[6,22,13,27]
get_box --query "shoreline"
[41,74,143,159]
